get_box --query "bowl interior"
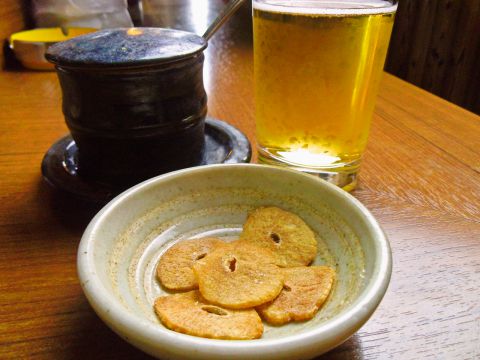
[80,164,388,357]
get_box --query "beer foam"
[253,1,398,15]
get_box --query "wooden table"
[1,9,480,360]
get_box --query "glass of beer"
[253,0,397,191]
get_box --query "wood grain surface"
[0,0,27,69]
[1,3,480,360]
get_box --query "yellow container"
[9,28,96,70]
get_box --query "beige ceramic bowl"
[9,28,95,70]
[77,164,391,359]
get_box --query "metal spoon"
[202,0,247,41]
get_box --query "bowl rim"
[77,163,391,356]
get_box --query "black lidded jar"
[46,27,208,187]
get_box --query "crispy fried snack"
[193,242,284,309]
[157,237,227,291]
[154,290,263,340]
[257,266,335,325]
[239,207,318,267]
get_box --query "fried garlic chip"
[257,266,335,325]
[157,237,227,291]
[239,207,318,267]
[193,242,284,309]
[154,291,263,340]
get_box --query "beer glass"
[253,0,397,191]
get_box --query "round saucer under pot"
[46,28,208,186]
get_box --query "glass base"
[258,148,359,192]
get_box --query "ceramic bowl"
[77,164,391,359]
[9,28,95,70]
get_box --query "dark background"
[385,0,480,116]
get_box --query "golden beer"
[253,0,396,190]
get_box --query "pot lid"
[46,27,207,68]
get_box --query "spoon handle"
[202,0,247,41]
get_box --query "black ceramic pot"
[46,28,208,186]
